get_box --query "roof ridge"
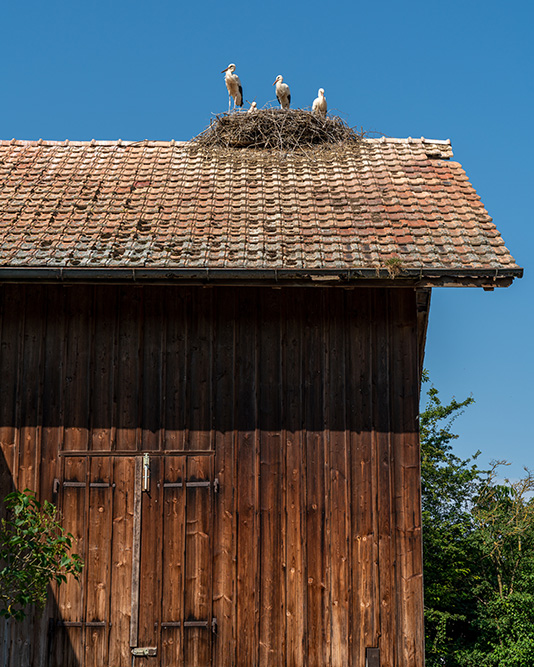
[364,136,451,145]
[1,136,451,147]
[0,139,190,147]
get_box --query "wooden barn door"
[132,453,216,667]
[51,452,216,667]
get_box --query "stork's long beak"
[272,80,277,86]
[221,67,229,73]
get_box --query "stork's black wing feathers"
[237,84,244,107]
[287,93,291,107]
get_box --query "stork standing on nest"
[312,88,327,117]
[273,75,291,109]
[221,64,243,111]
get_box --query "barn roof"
[0,137,522,287]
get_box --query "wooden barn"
[0,137,522,666]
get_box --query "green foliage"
[421,379,534,666]
[421,382,480,664]
[0,489,83,621]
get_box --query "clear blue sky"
[1,0,532,478]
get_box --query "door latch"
[142,453,150,492]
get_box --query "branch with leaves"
[472,464,534,599]
[0,489,83,621]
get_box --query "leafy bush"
[0,489,83,621]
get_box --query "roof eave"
[0,266,523,289]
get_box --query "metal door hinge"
[160,618,218,632]
[163,479,219,491]
[131,646,157,657]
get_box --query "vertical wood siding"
[0,285,423,667]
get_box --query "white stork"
[312,88,327,117]
[248,101,257,113]
[221,63,243,111]
[273,75,291,109]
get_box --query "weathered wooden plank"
[180,289,214,664]
[108,456,135,667]
[327,290,350,667]
[390,289,424,666]
[90,287,117,452]
[161,456,186,666]
[15,287,47,667]
[42,288,77,667]
[283,290,306,666]
[17,284,45,492]
[0,289,24,667]
[40,287,65,500]
[164,288,187,451]
[0,286,22,499]
[212,292,237,666]
[82,289,114,664]
[186,289,212,452]
[235,288,259,666]
[347,289,378,664]
[63,287,92,453]
[303,290,330,666]
[278,295,288,667]
[54,456,87,666]
[115,287,141,452]
[183,455,213,667]
[258,290,284,666]
[140,287,165,452]
[373,289,396,666]
[30,287,66,667]
[0,287,31,667]
[84,457,112,666]
[83,291,111,667]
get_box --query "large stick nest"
[191,108,363,152]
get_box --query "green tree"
[0,489,83,621]
[421,379,534,666]
[420,379,480,664]
[464,468,534,666]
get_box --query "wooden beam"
[416,288,431,384]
